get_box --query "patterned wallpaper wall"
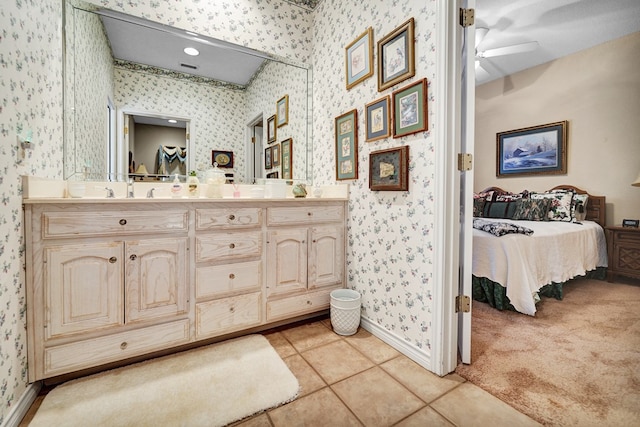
[0,1,64,424]
[246,60,309,181]
[311,0,438,352]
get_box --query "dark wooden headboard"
[480,185,606,228]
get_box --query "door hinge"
[251,136,256,144]
[124,126,129,135]
[459,8,475,27]
[457,153,473,171]
[455,295,470,313]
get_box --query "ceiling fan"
[475,27,539,79]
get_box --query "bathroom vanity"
[23,195,347,382]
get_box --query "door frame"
[245,114,264,184]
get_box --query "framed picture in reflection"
[277,95,289,127]
[267,114,277,143]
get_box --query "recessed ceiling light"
[168,119,177,124]
[184,47,199,56]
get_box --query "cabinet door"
[125,237,188,322]
[45,242,123,339]
[266,228,308,297]
[309,225,344,289]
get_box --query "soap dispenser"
[187,171,200,198]
[171,174,183,198]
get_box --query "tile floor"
[21,317,542,426]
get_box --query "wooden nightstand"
[605,226,640,281]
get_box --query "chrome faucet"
[127,179,134,198]
[104,187,115,198]
[146,188,156,199]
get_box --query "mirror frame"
[63,0,313,184]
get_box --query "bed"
[472,185,608,316]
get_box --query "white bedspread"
[472,219,608,316]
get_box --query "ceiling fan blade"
[475,27,489,49]
[480,41,539,58]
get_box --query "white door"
[457,0,476,365]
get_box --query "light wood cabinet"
[24,198,347,381]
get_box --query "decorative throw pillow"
[473,198,485,217]
[572,193,588,221]
[531,191,574,222]
[483,200,519,219]
[512,198,551,221]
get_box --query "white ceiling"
[475,0,640,84]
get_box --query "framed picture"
[212,150,234,168]
[365,95,391,142]
[264,146,272,169]
[378,18,415,92]
[345,27,374,90]
[276,95,289,127]
[266,171,279,179]
[369,146,409,191]
[272,143,281,167]
[335,109,358,181]
[392,78,428,138]
[281,138,293,179]
[267,114,277,143]
[496,121,568,177]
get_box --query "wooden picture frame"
[365,95,391,142]
[267,114,277,143]
[264,146,272,169]
[281,138,293,179]
[392,78,428,138]
[369,146,409,191]
[496,121,568,177]
[345,27,374,90]
[212,150,234,168]
[335,109,358,180]
[266,171,279,179]
[276,95,289,127]
[272,143,281,167]
[378,18,415,92]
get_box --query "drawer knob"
[109,256,117,264]
[228,214,236,221]
[120,342,128,349]
[119,219,127,225]
[130,254,137,261]
[229,243,235,249]
[307,212,312,216]
[229,306,235,313]
[307,300,312,305]
[229,273,235,279]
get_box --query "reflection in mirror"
[64,0,312,184]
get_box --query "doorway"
[246,114,264,184]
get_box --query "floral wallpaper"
[311,0,437,351]
[0,0,64,424]
[246,60,310,181]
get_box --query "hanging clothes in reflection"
[158,145,187,176]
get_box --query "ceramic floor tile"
[280,321,340,352]
[343,328,401,364]
[331,366,425,426]
[268,387,362,427]
[263,331,297,358]
[394,406,455,427]
[232,413,272,427]
[301,340,374,384]
[381,355,465,403]
[282,354,326,397]
[430,382,542,427]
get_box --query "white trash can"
[330,289,361,336]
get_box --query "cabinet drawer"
[43,210,189,238]
[267,205,344,225]
[613,230,640,243]
[196,208,262,230]
[266,288,338,321]
[196,231,262,262]
[196,260,262,300]
[43,319,190,377]
[195,292,262,339]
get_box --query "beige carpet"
[456,278,640,426]
[29,334,299,427]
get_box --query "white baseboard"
[2,382,42,427]
[360,317,432,372]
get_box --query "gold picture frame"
[345,27,374,90]
[378,18,415,92]
[276,95,289,127]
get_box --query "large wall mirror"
[64,0,312,184]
